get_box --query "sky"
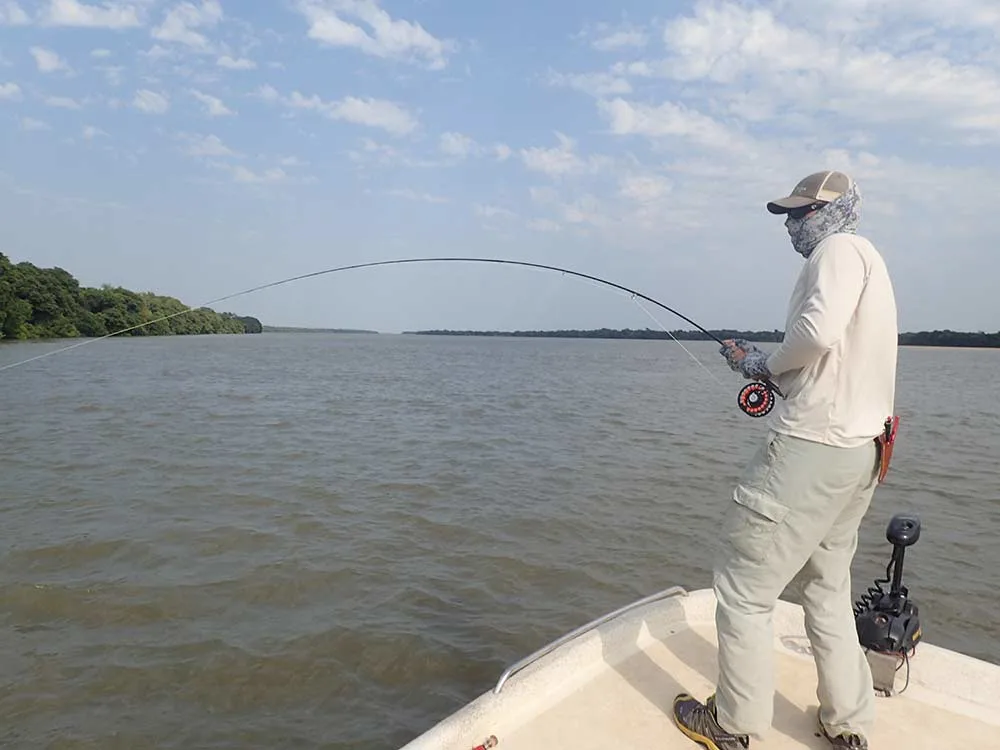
[1,0,998,334]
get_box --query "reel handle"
[761,377,784,399]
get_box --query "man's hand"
[719,338,750,370]
[719,338,772,380]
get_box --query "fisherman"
[672,170,898,750]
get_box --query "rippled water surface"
[1,334,998,748]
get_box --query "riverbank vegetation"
[3,252,994,347]
[0,252,261,341]
[405,328,1000,348]
[262,326,377,334]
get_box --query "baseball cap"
[766,170,853,214]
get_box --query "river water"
[1,334,997,749]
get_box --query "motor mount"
[854,514,923,656]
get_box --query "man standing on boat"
[672,170,898,750]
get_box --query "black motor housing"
[856,597,922,653]
[886,514,920,548]
[854,514,923,654]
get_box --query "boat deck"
[501,623,989,749]
[400,588,1000,750]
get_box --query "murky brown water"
[1,334,997,748]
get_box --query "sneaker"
[816,709,868,749]
[672,693,750,750]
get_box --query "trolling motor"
[853,514,923,694]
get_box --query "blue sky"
[1,0,998,333]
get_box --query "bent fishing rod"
[0,256,783,417]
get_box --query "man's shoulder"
[816,231,877,250]
[812,232,882,263]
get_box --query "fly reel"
[738,381,779,418]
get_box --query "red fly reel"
[738,382,776,418]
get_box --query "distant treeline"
[897,330,1000,347]
[407,328,782,341]
[407,328,1000,347]
[0,252,262,341]
[262,325,378,334]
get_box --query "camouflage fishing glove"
[739,348,771,380]
[719,339,772,380]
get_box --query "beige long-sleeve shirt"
[766,232,898,448]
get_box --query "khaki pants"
[713,429,879,740]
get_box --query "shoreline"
[5,329,998,350]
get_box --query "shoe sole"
[673,719,726,750]
[816,708,868,749]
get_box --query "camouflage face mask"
[784,182,862,258]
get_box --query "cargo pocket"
[725,488,791,564]
[722,433,791,565]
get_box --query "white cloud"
[96,64,124,86]
[436,132,512,162]
[30,46,70,73]
[82,125,108,139]
[251,84,280,103]
[520,132,608,177]
[512,101,1000,244]
[217,55,255,70]
[142,44,172,60]
[152,0,222,49]
[527,218,562,232]
[286,90,417,135]
[45,95,82,109]
[230,165,286,184]
[526,186,614,232]
[598,98,745,151]
[345,137,443,169]
[326,96,417,136]
[643,0,1000,141]
[785,0,1000,37]
[0,82,21,100]
[522,134,584,176]
[133,88,169,113]
[298,0,454,70]
[21,117,50,131]
[619,174,672,203]
[439,131,477,157]
[91,48,113,58]
[546,70,632,97]
[0,2,29,25]
[577,21,649,52]
[593,30,647,52]
[387,188,449,203]
[179,132,237,157]
[347,137,399,163]
[474,203,516,219]
[41,0,142,28]
[560,196,611,228]
[190,89,234,116]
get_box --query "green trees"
[406,327,1000,347]
[0,252,262,340]
[896,330,1000,347]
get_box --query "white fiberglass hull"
[399,587,1000,749]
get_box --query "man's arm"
[767,238,868,376]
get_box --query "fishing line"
[629,298,729,394]
[0,256,782,416]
